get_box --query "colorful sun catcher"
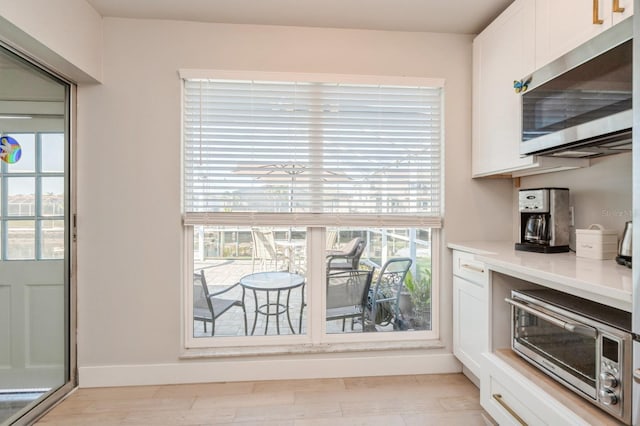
[0,135,21,164]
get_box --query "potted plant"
[403,264,432,329]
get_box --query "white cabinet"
[452,250,488,379]
[472,0,588,178]
[481,352,592,426]
[536,0,634,68]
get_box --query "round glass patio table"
[239,271,305,335]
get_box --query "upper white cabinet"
[472,0,595,178]
[536,0,634,68]
[472,0,535,177]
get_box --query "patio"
[193,259,366,336]
[193,255,431,337]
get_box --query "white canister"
[575,224,618,260]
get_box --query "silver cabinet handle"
[504,298,597,338]
[492,393,528,426]
[634,369,640,383]
[460,263,485,274]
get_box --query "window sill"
[180,339,445,359]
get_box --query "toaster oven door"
[506,297,598,399]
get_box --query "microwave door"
[520,17,633,157]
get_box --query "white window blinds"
[183,75,442,226]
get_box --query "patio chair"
[326,269,374,332]
[326,230,337,250]
[193,270,247,336]
[251,228,282,272]
[367,257,413,330]
[326,237,366,273]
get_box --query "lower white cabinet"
[450,243,629,424]
[481,353,592,426]
[452,251,488,379]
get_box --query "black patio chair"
[326,237,366,273]
[367,257,413,330]
[193,270,247,336]
[326,269,374,332]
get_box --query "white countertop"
[448,241,633,312]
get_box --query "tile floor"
[35,374,489,425]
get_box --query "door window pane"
[6,133,35,173]
[6,220,35,259]
[41,177,64,216]
[40,220,64,259]
[41,134,65,172]
[7,177,35,216]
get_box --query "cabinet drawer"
[452,250,487,284]
[481,352,592,426]
[486,375,544,425]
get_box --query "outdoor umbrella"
[233,162,351,213]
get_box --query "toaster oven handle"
[505,298,597,338]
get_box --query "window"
[182,70,442,349]
[1,132,65,260]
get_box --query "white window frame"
[180,70,445,355]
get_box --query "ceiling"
[86,0,514,34]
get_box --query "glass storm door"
[0,44,73,425]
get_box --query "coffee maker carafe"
[515,188,570,253]
[524,214,548,243]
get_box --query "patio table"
[239,271,305,335]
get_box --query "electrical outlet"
[569,206,575,227]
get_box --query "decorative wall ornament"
[0,135,21,163]
[513,76,532,93]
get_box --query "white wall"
[73,18,513,386]
[518,153,632,247]
[0,0,102,83]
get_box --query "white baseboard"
[79,353,462,388]
[461,365,480,388]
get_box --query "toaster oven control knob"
[599,372,618,389]
[599,389,618,406]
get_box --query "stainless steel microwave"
[520,17,633,158]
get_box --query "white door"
[0,260,65,389]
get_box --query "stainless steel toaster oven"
[506,289,633,424]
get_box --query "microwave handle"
[505,298,597,338]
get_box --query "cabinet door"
[611,0,634,25]
[472,0,536,177]
[453,276,487,377]
[536,0,633,67]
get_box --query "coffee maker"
[515,188,570,253]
